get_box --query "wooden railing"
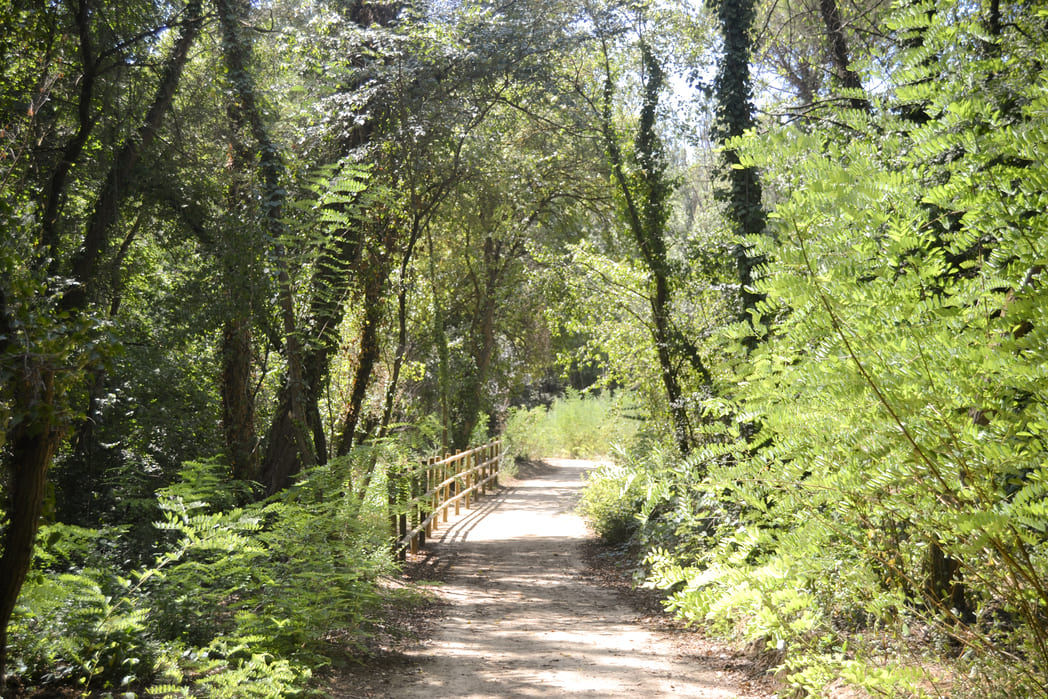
[394,438,502,556]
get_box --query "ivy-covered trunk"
[216,0,316,493]
[817,0,868,110]
[711,0,767,343]
[598,37,709,455]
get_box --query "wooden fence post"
[394,439,504,557]
[463,450,471,511]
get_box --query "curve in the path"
[376,458,761,699]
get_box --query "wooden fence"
[393,438,502,556]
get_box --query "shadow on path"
[349,458,762,699]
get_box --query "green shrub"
[576,461,644,544]
[504,390,640,461]
[11,451,401,696]
[11,569,161,690]
[503,404,548,461]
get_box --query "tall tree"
[215,0,319,493]
[0,0,203,686]
[710,0,767,345]
[585,4,713,455]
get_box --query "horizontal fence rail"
[393,438,502,557]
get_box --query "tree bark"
[222,317,259,481]
[250,0,402,472]
[818,0,869,111]
[216,0,316,493]
[257,228,365,473]
[0,363,61,696]
[712,0,768,346]
[925,538,970,623]
[336,258,391,456]
[1,3,202,690]
[453,233,502,450]
[378,224,422,437]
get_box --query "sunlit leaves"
[649,1,1048,694]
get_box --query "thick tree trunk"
[222,318,258,481]
[216,0,315,493]
[818,0,868,111]
[712,0,768,346]
[0,365,61,696]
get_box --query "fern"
[641,2,1048,695]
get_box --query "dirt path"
[343,458,769,698]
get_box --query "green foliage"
[641,3,1048,695]
[10,570,158,689]
[577,442,712,553]
[149,637,307,698]
[503,390,640,460]
[159,457,257,511]
[577,460,644,544]
[11,455,396,695]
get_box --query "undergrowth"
[8,448,414,697]
[503,389,641,461]
[576,4,1048,696]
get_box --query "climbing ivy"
[646,2,1048,694]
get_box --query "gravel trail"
[355,458,767,698]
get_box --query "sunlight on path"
[375,458,758,698]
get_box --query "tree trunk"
[378,227,421,437]
[818,0,869,111]
[428,229,452,454]
[40,0,96,264]
[258,227,364,475]
[216,0,315,493]
[336,261,390,456]
[455,234,500,448]
[222,317,258,481]
[712,0,768,346]
[651,276,694,455]
[597,38,703,455]
[0,364,61,696]
[925,538,970,623]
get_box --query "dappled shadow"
[372,458,751,698]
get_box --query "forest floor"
[325,458,779,698]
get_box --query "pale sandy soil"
[330,458,774,698]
